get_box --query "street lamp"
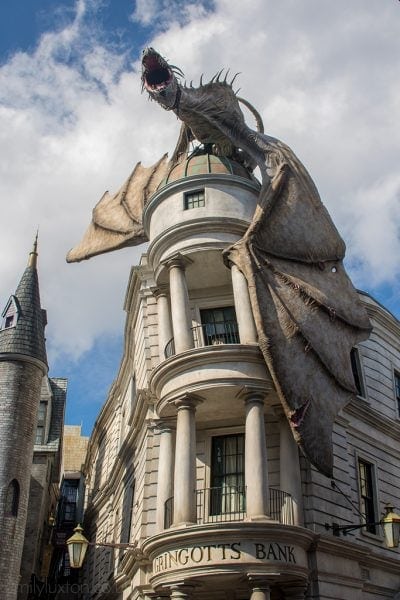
[381,504,400,548]
[325,504,400,548]
[67,524,89,569]
[66,524,139,568]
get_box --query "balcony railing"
[164,487,294,528]
[164,321,240,358]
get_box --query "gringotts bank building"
[68,49,400,599]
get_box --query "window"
[120,479,135,545]
[210,434,245,515]
[184,189,205,209]
[5,315,14,328]
[5,479,20,517]
[199,306,239,346]
[358,459,377,534]
[60,480,79,523]
[1,296,19,330]
[35,400,47,444]
[395,371,400,416]
[350,348,365,397]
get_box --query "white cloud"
[0,0,399,373]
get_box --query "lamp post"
[66,524,139,569]
[325,504,400,548]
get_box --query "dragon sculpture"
[67,48,371,477]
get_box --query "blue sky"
[0,0,399,436]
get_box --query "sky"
[0,0,399,436]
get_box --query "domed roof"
[158,150,254,189]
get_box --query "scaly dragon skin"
[142,47,372,477]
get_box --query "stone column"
[279,412,303,526]
[154,288,173,360]
[167,257,193,354]
[241,390,269,519]
[169,585,193,599]
[155,423,174,531]
[173,394,202,525]
[231,264,257,344]
[250,587,271,600]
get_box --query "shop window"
[358,459,378,534]
[199,306,239,346]
[210,434,245,515]
[350,347,365,397]
[184,189,205,209]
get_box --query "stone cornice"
[0,351,48,374]
[150,344,272,405]
[148,217,250,273]
[344,398,400,445]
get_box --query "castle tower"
[0,238,48,600]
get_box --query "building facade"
[82,151,400,599]
[19,376,67,599]
[49,424,89,596]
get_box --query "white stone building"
[82,151,400,599]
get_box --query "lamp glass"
[67,524,89,568]
[382,506,400,549]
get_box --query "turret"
[0,237,48,600]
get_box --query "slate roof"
[0,262,47,365]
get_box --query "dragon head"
[141,47,182,110]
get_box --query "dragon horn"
[237,96,265,133]
[230,72,241,86]
[223,68,230,84]
[216,69,224,82]
[200,73,204,86]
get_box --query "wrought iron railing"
[164,487,294,528]
[164,321,240,358]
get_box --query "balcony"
[164,487,294,529]
[165,321,240,358]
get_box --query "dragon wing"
[66,154,170,263]
[225,138,371,477]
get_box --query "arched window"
[5,479,20,517]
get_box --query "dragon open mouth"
[142,50,173,92]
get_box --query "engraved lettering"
[178,548,189,565]
[230,542,241,559]
[255,543,266,559]
[218,543,230,559]
[205,545,217,561]
[266,543,278,560]
[287,546,296,563]
[191,546,204,563]
[277,543,287,561]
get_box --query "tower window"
[199,306,239,345]
[5,479,20,517]
[184,189,205,209]
[358,459,377,534]
[350,347,365,397]
[1,296,19,330]
[210,434,245,515]
[4,315,14,328]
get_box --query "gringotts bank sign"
[153,540,301,575]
